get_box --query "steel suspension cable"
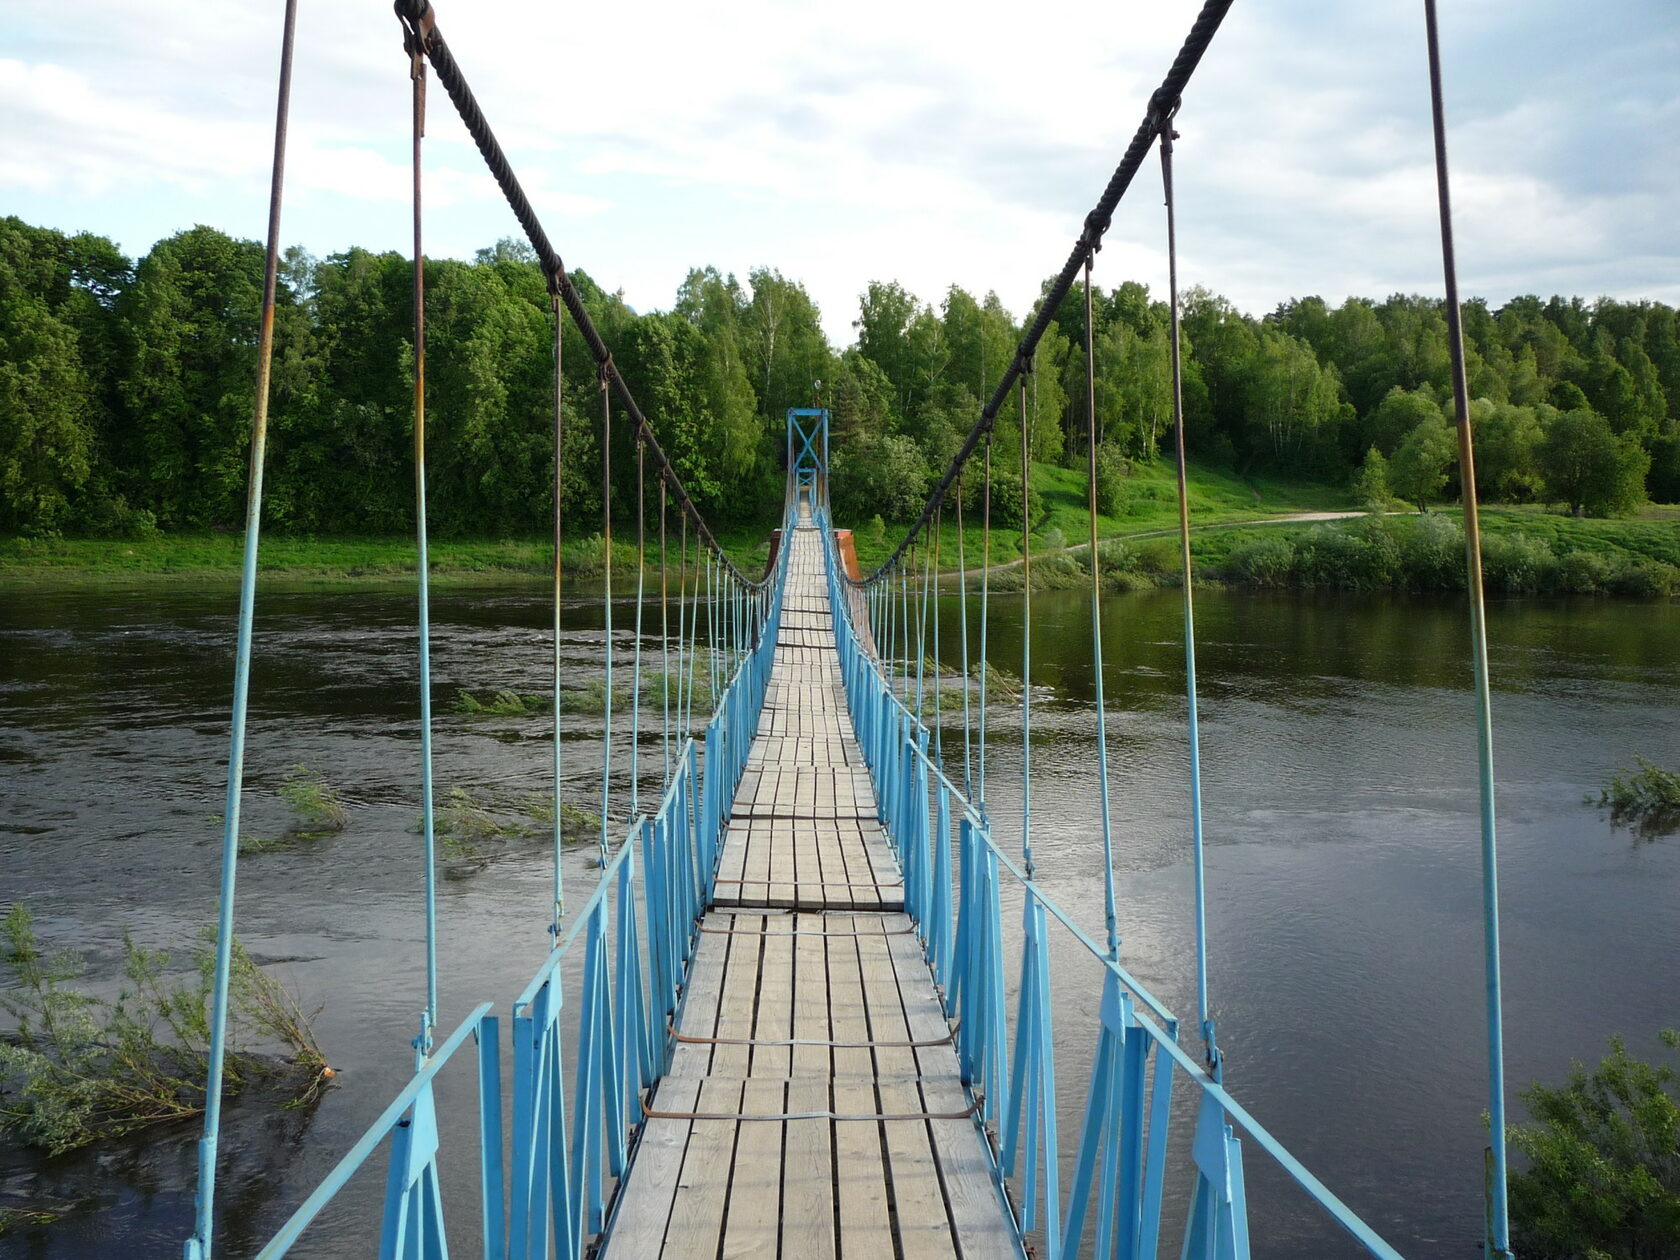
[844,0,1234,583]
[188,3,297,1253]
[391,0,763,591]
[1082,258,1119,962]
[1422,2,1512,1251]
[1159,110,1216,1074]
[408,33,441,1064]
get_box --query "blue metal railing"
[816,503,1404,1260]
[242,506,792,1260]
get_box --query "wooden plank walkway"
[601,513,1020,1260]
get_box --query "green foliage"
[278,765,347,832]
[1093,442,1130,516]
[1507,1031,1680,1259]
[0,905,328,1154]
[1351,446,1392,510]
[450,688,545,717]
[1481,531,1557,594]
[1226,535,1297,587]
[1539,407,1652,517]
[2,208,1677,545]
[428,786,596,862]
[1390,415,1458,512]
[1598,759,1680,837]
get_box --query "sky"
[4,0,1676,345]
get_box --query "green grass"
[1598,757,1680,838]
[0,532,725,586]
[847,458,1354,575]
[1475,505,1680,569]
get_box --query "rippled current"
[1,581,1676,1257]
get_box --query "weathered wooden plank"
[721,1078,786,1260]
[878,1079,961,1260]
[600,1077,698,1258]
[660,1077,742,1259]
[833,1080,895,1255]
[781,1078,837,1260]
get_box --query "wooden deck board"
[598,517,1019,1260]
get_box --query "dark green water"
[0,582,1676,1257]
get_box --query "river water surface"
[1,581,1676,1258]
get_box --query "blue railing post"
[378,1084,447,1260]
[1183,1095,1252,1260]
[477,1014,505,1260]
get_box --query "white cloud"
[4,0,1675,337]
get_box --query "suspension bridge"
[179,1,1516,1257]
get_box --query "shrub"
[1294,522,1398,590]
[0,906,328,1155]
[1482,532,1557,594]
[1094,443,1130,517]
[1555,549,1613,595]
[278,765,347,833]
[986,467,1041,532]
[1606,559,1679,599]
[1599,758,1680,837]
[1225,535,1296,588]
[1131,537,1181,579]
[1399,513,1466,591]
[1507,1030,1680,1260]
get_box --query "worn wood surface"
[599,516,1018,1260]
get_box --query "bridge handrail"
[252,1003,498,1259]
[239,503,795,1259]
[815,500,1405,1259]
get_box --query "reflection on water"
[1,582,1676,1257]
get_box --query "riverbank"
[4,480,1675,600]
[0,532,770,588]
[0,458,1343,587]
[996,504,1680,597]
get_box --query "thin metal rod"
[189,2,297,1253]
[954,476,972,796]
[978,434,992,806]
[660,476,671,787]
[631,437,645,813]
[1422,3,1511,1252]
[931,503,943,764]
[550,296,565,934]
[1160,112,1216,1072]
[409,29,440,1063]
[599,379,614,863]
[1018,378,1034,879]
[1083,258,1119,962]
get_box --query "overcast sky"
[5,0,1676,343]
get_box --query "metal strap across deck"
[599,514,1020,1260]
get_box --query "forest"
[1,213,1677,540]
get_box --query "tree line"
[2,213,1677,538]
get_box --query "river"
[1,581,1676,1257]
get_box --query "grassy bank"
[0,459,1334,586]
[848,458,1352,573]
[0,531,773,587]
[1008,503,1680,597]
[6,460,1673,599]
